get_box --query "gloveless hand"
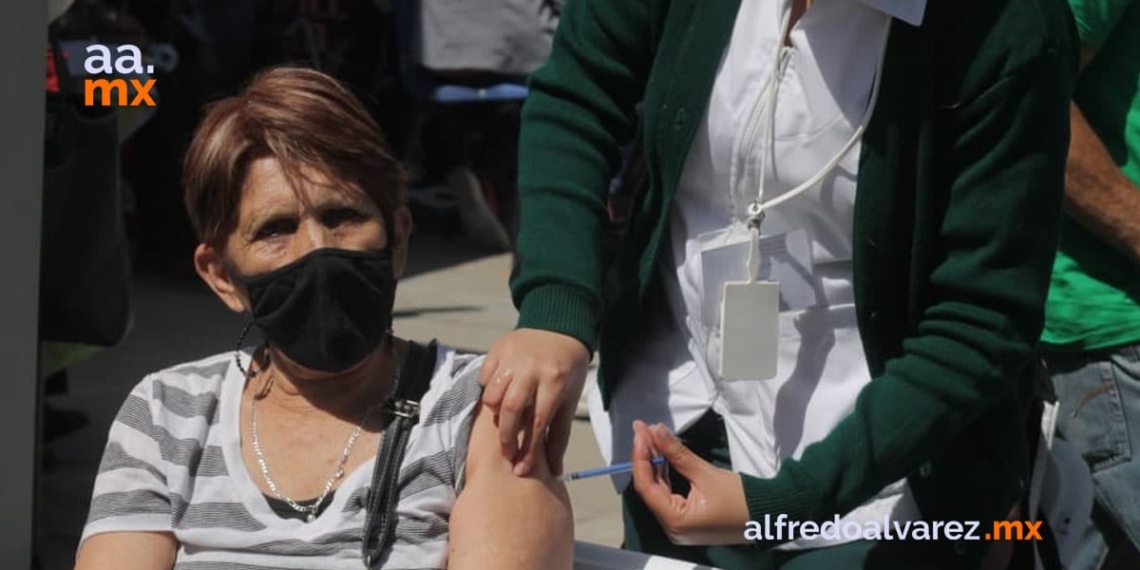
[631,420,751,546]
[478,328,590,476]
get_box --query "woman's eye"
[322,208,366,227]
[254,219,296,240]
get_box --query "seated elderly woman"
[74,67,573,570]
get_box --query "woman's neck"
[252,339,404,421]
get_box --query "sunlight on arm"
[448,403,574,570]
[74,531,177,570]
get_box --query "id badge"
[700,228,818,328]
[700,226,818,380]
[719,280,779,380]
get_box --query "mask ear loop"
[234,322,270,378]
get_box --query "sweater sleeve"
[510,0,658,351]
[740,25,1078,527]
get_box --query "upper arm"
[520,0,656,181]
[447,403,573,570]
[512,0,658,343]
[74,532,177,570]
[929,45,1077,350]
[78,379,177,567]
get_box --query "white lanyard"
[741,3,891,282]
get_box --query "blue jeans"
[1044,343,1140,569]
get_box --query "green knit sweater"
[512,0,1077,564]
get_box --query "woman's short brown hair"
[183,66,407,248]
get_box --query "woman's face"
[195,156,411,315]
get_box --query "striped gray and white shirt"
[81,344,483,570]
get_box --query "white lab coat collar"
[854,0,928,27]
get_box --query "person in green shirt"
[475,0,1078,568]
[1041,1,1140,568]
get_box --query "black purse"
[39,38,133,346]
[362,339,439,568]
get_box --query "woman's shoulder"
[430,343,484,383]
[121,351,237,426]
[408,342,485,429]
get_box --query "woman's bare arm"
[448,403,574,570]
[74,531,177,570]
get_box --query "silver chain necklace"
[250,371,379,523]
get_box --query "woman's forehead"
[240,157,374,211]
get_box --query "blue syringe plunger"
[561,456,667,482]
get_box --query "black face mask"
[239,248,397,373]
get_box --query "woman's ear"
[194,244,248,314]
[391,206,414,278]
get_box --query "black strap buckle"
[388,399,420,420]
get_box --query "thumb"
[649,423,710,480]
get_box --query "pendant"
[306,512,316,523]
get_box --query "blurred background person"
[415,0,559,78]
[400,0,562,251]
[40,0,146,464]
[1040,1,1140,569]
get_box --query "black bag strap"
[362,339,438,568]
